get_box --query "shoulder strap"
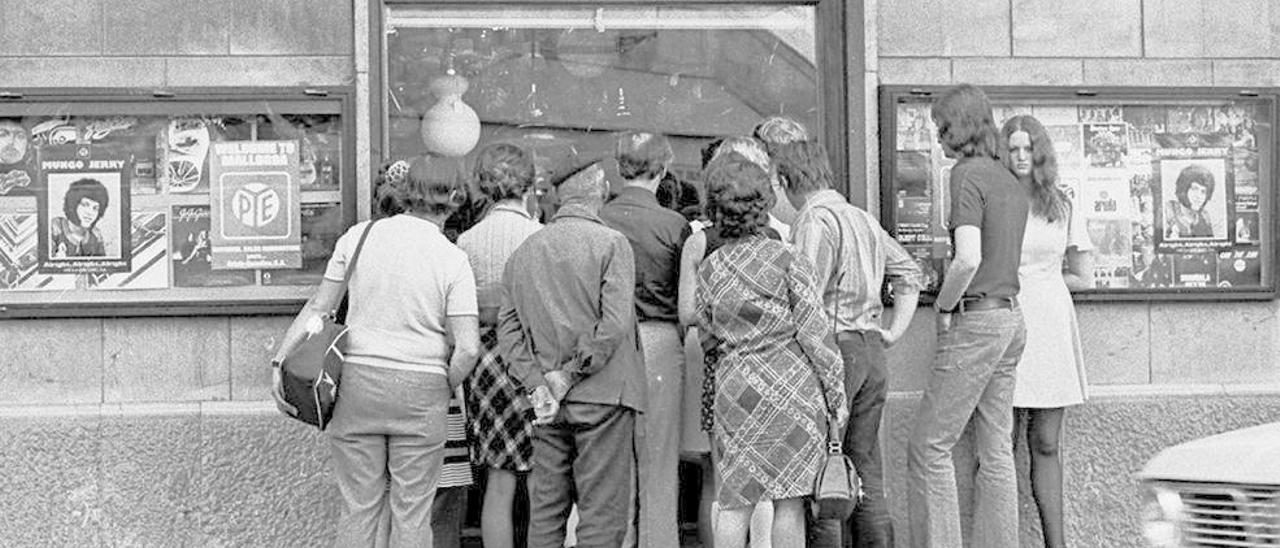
[783,248,840,444]
[331,219,378,319]
[813,205,846,335]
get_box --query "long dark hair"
[1001,115,1069,223]
[932,84,1000,159]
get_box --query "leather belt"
[955,296,1016,314]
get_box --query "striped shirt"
[438,387,473,487]
[790,190,924,335]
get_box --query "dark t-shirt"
[948,156,1029,300]
[600,186,692,322]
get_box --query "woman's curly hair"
[704,154,773,239]
[374,155,467,217]
[474,142,535,203]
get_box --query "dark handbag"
[812,421,862,520]
[278,219,377,430]
[808,205,863,520]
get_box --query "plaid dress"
[696,236,845,509]
[465,328,535,471]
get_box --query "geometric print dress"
[696,235,846,509]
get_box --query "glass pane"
[386,5,819,215]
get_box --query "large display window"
[0,89,355,317]
[879,86,1276,300]
[381,2,846,221]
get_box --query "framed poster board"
[879,86,1276,301]
[0,88,356,317]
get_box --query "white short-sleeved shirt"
[324,214,478,374]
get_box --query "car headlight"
[1142,484,1186,548]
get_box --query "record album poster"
[208,140,302,270]
[171,205,255,287]
[1087,218,1132,288]
[1045,124,1084,172]
[1079,105,1123,124]
[89,211,169,290]
[1217,248,1261,288]
[0,204,38,290]
[37,144,132,275]
[1083,123,1128,168]
[1173,252,1217,287]
[0,117,36,198]
[1153,149,1232,251]
[896,103,934,151]
[261,202,343,286]
[1122,106,1167,150]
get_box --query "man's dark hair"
[931,84,1000,159]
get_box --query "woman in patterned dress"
[1001,115,1094,548]
[457,143,543,548]
[695,154,847,548]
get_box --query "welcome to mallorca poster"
[208,140,302,270]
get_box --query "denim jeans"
[809,330,893,548]
[906,308,1026,548]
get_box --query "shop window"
[880,87,1276,300]
[383,4,840,224]
[0,89,355,317]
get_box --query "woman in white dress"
[1000,115,1093,548]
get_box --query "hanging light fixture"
[421,68,481,157]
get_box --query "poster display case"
[0,88,355,317]
[879,86,1276,300]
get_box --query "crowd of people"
[271,82,1092,548]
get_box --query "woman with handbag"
[271,154,481,547]
[694,153,847,548]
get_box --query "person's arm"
[443,262,481,388]
[677,231,707,328]
[1063,247,1095,291]
[497,271,543,392]
[935,225,981,314]
[786,254,847,428]
[879,230,923,346]
[445,315,480,388]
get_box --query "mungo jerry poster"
[208,140,302,270]
[37,144,132,275]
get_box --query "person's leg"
[839,332,893,548]
[695,453,715,548]
[385,394,448,548]
[527,421,575,548]
[969,310,1025,548]
[1028,407,1067,548]
[906,313,1012,548]
[482,468,520,548]
[748,501,773,548]
[328,365,391,548]
[635,323,684,548]
[570,404,636,548]
[771,498,806,548]
[329,430,390,548]
[431,486,468,548]
[714,506,751,548]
